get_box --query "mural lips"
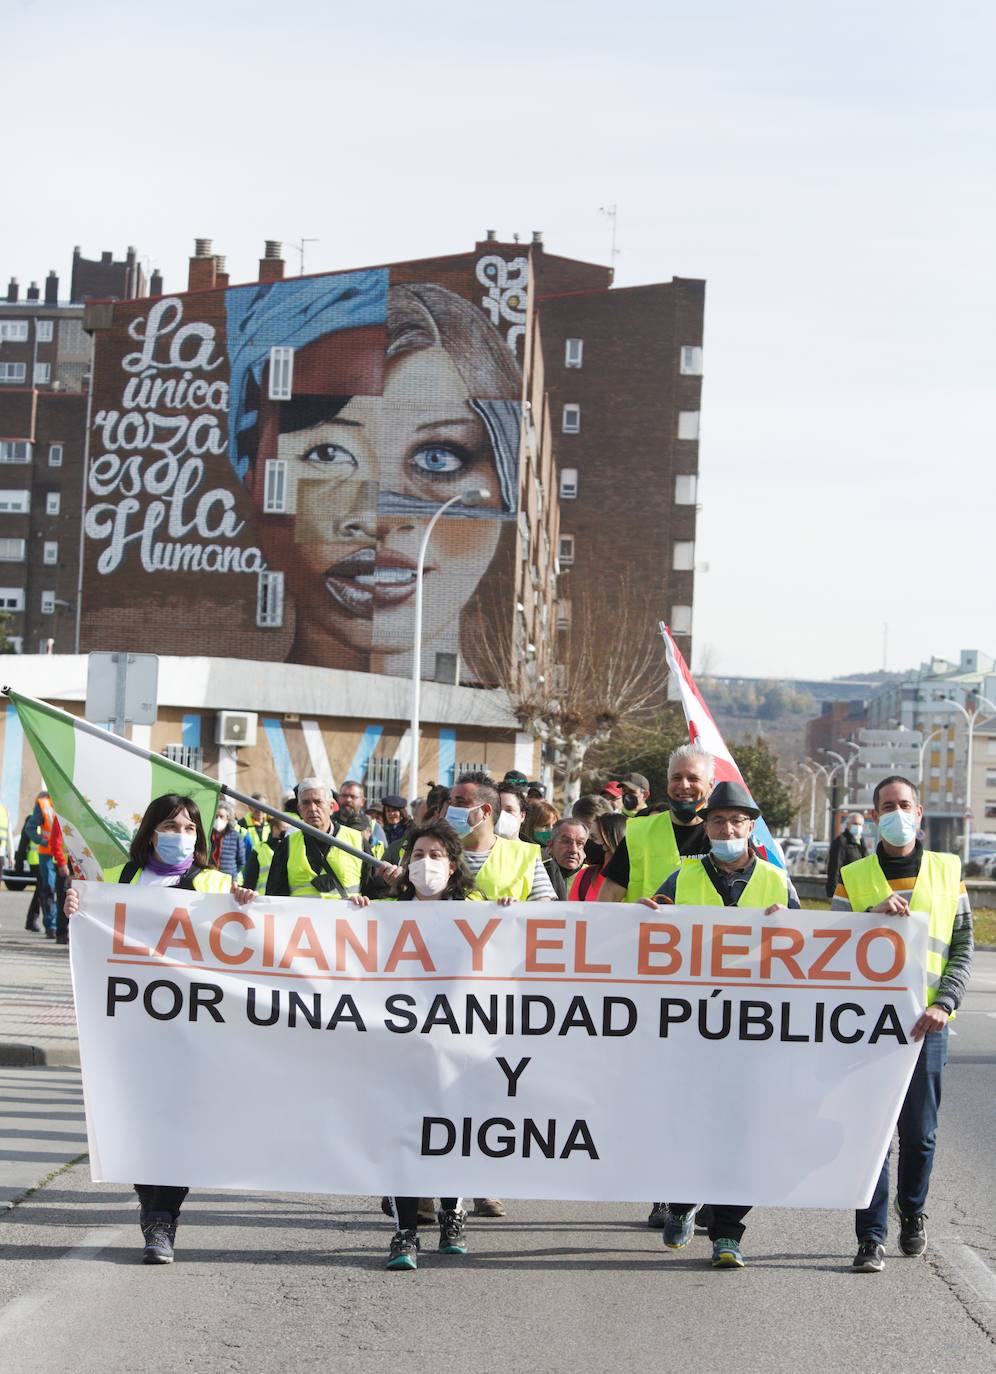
[323,547,426,617]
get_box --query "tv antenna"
[599,205,620,266]
[293,238,319,275]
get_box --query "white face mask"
[877,809,918,847]
[213,816,229,832]
[494,809,521,840]
[408,856,452,897]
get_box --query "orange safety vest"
[36,797,55,856]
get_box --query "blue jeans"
[37,855,58,932]
[855,1025,948,1242]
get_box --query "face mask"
[534,827,552,844]
[848,824,864,838]
[669,797,701,824]
[585,838,605,865]
[446,805,480,837]
[155,830,196,865]
[877,809,917,847]
[711,837,748,862]
[213,816,229,832]
[494,810,521,840]
[408,856,452,897]
[622,792,640,813]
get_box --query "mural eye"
[411,444,467,476]
[302,443,357,470]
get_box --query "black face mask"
[622,792,640,811]
[584,838,605,866]
[669,797,702,824]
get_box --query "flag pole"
[1,686,381,871]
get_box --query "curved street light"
[937,693,996,863]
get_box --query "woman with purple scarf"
[64,793,256,1266]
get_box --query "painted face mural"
[83,257,526,680]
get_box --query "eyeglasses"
[705,814,753,828]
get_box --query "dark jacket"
[826,828,868,897]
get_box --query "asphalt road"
[0,947,993,1371]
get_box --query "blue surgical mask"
[877,809,917,847]
[154,830,196,865]
[445,805,479,838]
[711,837,748,862]
[848,823,864,838]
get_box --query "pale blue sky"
[6,0,993,680]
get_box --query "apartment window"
[43,541,58,565]
[0,442,30,463]
[0,539,25,561]
[263,458,287,513]
[679,346,703,375]
[0,363,27,384]
[558,534,575,567]
[988,740,996,757]
[45,492,60,516]
[565,338,583,368]
[985,772,996,789]
[561,403,581,434]
[672,541,695,571]
[677,410,700,440]
[0,587,24,611]
[257,570,284,627]
[33,362,51,385]
[674,474,697,505]
[559,467,578,499]
[36,320,54,343]
[0,490,30,513]
[40,590,55,614]
[0,322,28,342]
[268,346,294,401]
[48,444,63,467]
[670,604,693,634]
[556,600,572,632]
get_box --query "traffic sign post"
[84,653,159,737]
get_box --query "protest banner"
[70,885,927,1207]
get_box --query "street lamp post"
[407,488,489,802]
[917,727,944,785]
[938,694,996,864]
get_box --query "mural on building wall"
[82,256,526,681]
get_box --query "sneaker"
[417,1198,437,1225]
[473,1198,506,1217]
[387,1228,420,1271]
[141,1211,177,1264]
[647,1202,668,1228]
[895,1199,927,1257]
[380,1196,394,1218]
[663,1208,697,1249]
[852,1239,885,1272]
[438,1208,468,1255]
[695,1204,714,1234]
[711,1237,745,1268]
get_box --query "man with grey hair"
[598,744,715,906]
[825,811,868,898]
[265,778,398,899]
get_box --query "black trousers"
[669,1202,751,1244]
[135,1184,189,1219]
[393,1197,459,1230]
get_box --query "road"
[0,901,994,1372]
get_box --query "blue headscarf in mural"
[225,270,388,483]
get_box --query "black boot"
[140,1210,177,1264]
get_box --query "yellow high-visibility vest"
[841,851,960,1008]
[284,825,366,898]
[674,856,788,908]
[103,863,232,893]
[625,812,685,901]
[473,836,539,902]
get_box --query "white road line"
[0,1225,124,1339]
[935,1239,996,1306]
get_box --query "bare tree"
[475,581,664,807]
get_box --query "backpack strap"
[119,860,141,884]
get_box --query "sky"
[5,0,994,682]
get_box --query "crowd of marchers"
[52,745,971,1276]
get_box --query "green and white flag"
[6,688,220,879]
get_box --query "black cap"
[381,793,407,810]
[703,780,761,819]
[503,770,529,786]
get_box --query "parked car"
[3,862,36,893]
[805,841,830,872]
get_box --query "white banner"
[69,885,928,1207]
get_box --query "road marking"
[0,1226,124,1339]
[935,1239,996,1306]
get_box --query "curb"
[0,1042,80,1068]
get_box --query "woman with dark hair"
[568,811,627,901]
[349,819,483,1270]
[65,793,255,1266]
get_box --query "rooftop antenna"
[292,238,319,275]
[599,204,620,268]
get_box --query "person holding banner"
[598,745,713,906]
[641,780,798,1268]
[833,775,974,1274]
[65,791,256,1265]
[264,779,400,899]
[348,819,480,1268]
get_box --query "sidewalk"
[0,892,79,1067]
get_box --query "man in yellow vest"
[446,770,556,1219]
[265,779,398,899]
[598,745,714,905]
[640,779,797,1268]
[832,774,973,1274]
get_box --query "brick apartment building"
[0,249,153,654]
